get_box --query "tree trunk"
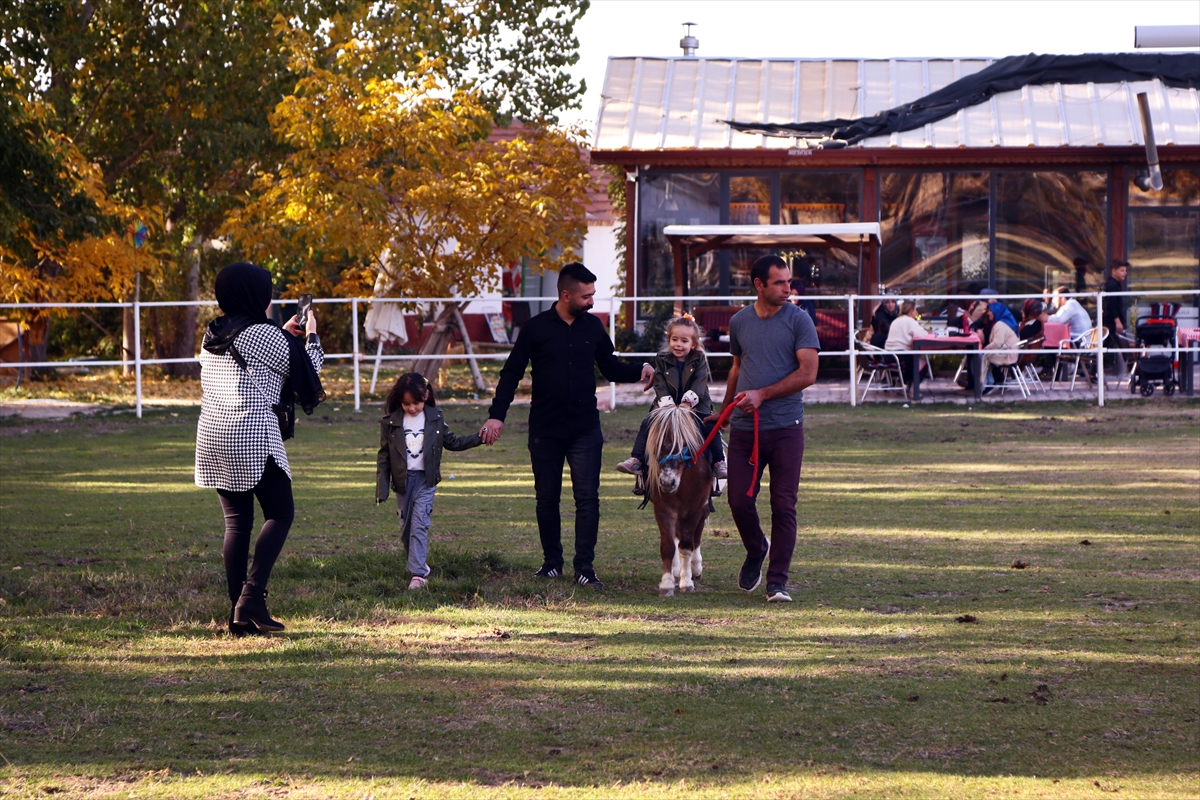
[25,317,49,379]
[409,303,464,386]
[168,235,202,377]
[451,306,488,392]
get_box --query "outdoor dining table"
[911,333,983,402]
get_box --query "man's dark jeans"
[726,422,805,586]
[528,424,604,573]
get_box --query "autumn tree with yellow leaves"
[3,0,590,371]
[224,27,593,383]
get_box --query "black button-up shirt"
[488,308,644,439]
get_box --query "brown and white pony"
[644,403,713,597]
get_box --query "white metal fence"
[2,290,1197,417]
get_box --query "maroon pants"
[726,422,805,586]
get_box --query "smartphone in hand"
[296,294,313,329]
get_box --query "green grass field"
[2,401,1198,799]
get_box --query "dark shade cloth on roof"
[724,53,1200,146]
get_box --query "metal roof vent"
[679,22,699,57]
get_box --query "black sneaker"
[534,565,562,579]
[574,571,605,589]
[765,582,793,603]
[738,542,768,592]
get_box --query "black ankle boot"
[228,602,256,637]
[234,583,285,632]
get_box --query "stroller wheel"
[1140,382,1155,397]
[1164,381,1176,397]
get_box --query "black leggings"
[216,457,294,603]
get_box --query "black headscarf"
[202,262,325,438]
[204,262,274,355]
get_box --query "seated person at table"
[884,300,924,385]
[979,288,1019,334]
[980,305,1021,393]
[1047,285,1092,339]
[1019,299,1047,342]
[870,297,898,348]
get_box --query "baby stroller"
[1129,302,1179,397]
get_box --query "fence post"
[608,296,617,412]
[1096,291,1105,407]
[133,285,143,419]
[352,298,361,412]
[848,294,857,408]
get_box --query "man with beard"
[482,262,653,588]
[711,255,820,604]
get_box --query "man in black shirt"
[482,263,653,588]
[1104,259,1130,378]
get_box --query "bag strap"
[229,342,278,407]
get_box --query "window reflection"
[638,173,720,312]
[1128,167,1200,207]
[995,171,1107,296]
[781,172,860,223]
[1128,169,1200,299]
[880,172,990,305]
[729,176,771,225]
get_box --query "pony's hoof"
[659,588,675,597]
[680,584,695,593]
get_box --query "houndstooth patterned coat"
[194,324,324,492]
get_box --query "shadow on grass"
[2,615,1194,786]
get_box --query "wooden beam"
[861,166,880,309]
[624,176,637,328]
[590,144,1200,170]
[1109,165,1128,267]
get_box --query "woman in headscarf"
[869,297,899,348]
[1019,298,1046,342]
[195,262,323,635]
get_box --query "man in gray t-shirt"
[713,256,820,603]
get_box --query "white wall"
[459,223,620,315]
[582,224,622,301]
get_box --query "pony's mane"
[645,404,705,489]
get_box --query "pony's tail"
[645,404,705,489]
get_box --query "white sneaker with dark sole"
[765,582,792,603]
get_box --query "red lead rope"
[692,393,759,497]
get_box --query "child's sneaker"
[713,460,728,479]
[408,575,428,590]
[616,457,642,475]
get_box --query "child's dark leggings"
[631,414,725,464]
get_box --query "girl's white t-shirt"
[403,410,425,471]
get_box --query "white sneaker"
[408,575,428,590]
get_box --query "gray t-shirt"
[728,302,820,431]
